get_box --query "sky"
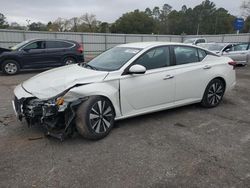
[0,0,245,25]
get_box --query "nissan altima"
[13,42,236,140]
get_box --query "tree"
[159,4,172,34]
[0,13,8,29]
[111,10,156,34]
[98,22,110,33]
[145,8,152,17]
[241,1,250,18]
[79,13,99,32]
[29,22,47,31]
[152,7,160,20]
[8,22,25,30]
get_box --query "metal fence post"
[23,30,26,41]
[104,34,107,50]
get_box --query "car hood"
[0,47,12,55]
[22,64,109,99]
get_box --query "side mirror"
[128,64,146,74]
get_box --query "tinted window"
[46,41,73,49]
[198,49,207,61]
[135,47,170,70]
[196,39,205,44]
[23,41,45,50]
[174,46,199,65]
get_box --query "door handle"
[163,75,174,80]
[203,65,212,70]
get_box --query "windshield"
[11,40,30,50]
[87,47,141,71]
[184,39,196,43]
[199,43,226,51]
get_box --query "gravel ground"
[0,66,250,188]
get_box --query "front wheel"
[201,79,225,108]
[2,60,20,75]
[76,96,115,140]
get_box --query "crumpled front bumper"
[12,84,83,140]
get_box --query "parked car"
[0,39,84,75]
[183,38,207,45]
[198,42,250,65]
[13,42,236,140]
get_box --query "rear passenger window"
[46,41,73,49]
[174,46,199,65]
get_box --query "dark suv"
[0,39,84,75]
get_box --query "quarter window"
[198,49,207,61]
[174,46,199,65]
[46,41,73,49]
[135,46,170,70]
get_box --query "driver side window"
[135,46,170,70]
[23,41,45,50]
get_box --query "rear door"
[172,46,211,103]
[20,40,46,68]
[44,40,75,66]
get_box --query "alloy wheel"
[89,100,113,133]
[4,63,18,74]
[207,82,224,105]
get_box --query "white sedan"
[13,42,236,140]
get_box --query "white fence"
[0,29,250,56]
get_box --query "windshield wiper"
[83,63,98,70]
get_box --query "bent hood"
[22,64,108,99]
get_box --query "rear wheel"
[63,57,76,65]
[76,96,115,140]
[201,79,225,108]
[2,60,20,75]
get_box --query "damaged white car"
[13,42,236,140]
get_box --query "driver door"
[120,46,175,117]
[20,40,46,68]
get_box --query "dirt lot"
[0,67,250,188]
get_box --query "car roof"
[26,38,77,43]
[117,42,196,49]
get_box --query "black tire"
[2,60,20,75]
[201,78,225,108]
[63,57,76,65]
[76,96,115,140]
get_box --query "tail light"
[77,44,84,54]
[228,61,237,69]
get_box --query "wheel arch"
[62,55,77,63]
[212,76,226,88]
[67,82,121,117]
[1,57,22,68]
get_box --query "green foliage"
[29,22,48,31]
[0,13,9,29]
[111,10,156,34]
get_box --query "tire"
[201,78,225,108]
[63,57,76,65]
[2,60,20,75]
[76,96,115,140]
